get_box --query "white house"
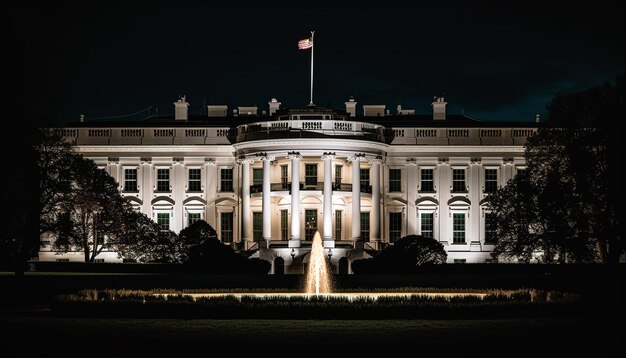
[40,96,538,273]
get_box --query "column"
[406,159,418,236]
[322,152,335,248]
[288,151,301,248]
[370,157,383,242]
[237,157,253,242]
[262,154,274,245]
[350,154,362,241]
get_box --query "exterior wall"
[41,122,534,267]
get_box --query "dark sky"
[9,1,625,125]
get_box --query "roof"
[60,107,541,128]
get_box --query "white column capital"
[405,158,417,166]
[257,152,275,161]
[368,156,385,165]
[287,151,301,160]
[321,152,336,160]
[236,157,255,165]
[348,153,365,162]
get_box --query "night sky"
[9,1,625,125]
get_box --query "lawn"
[0,313,618,357]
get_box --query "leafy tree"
[109,209,180,263]
[178,220,270,273]
[487,75,624,263]
[352,235,446,274]
[52,155,130,262]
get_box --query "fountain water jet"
[304,232,333,295]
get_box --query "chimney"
[174,95,189,120]
[432,96,447,120]
[345,96,357,117]
[237,106,258,116]
[207,105,228,117]
[268,98,281,115]
[535,113,541,123]
[363,105,385,117]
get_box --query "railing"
[61,126,538,146]
[250,182,371,193]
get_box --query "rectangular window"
[305,164,317,186]
[188,168,201,192]
[280,210,289,240]
[157,168,170,192]
[188,212,201,227]
[484,168,498,193]
[157,212,170,232]
[389,212,402,243]
[281,165,289,189]
[220,212,233,243]
[334,165,342,188]
[421,213,434,238]
[360,212,370,241]
[253,212,263,242]
[516,168,527,180]
[335,210,342,240]
[484,212,496,244]
[453,213,466,244]
[452,169,466,193]
[454,259,466,264]
[124,168,138,192]
[253,168,263,186]
[420,168,434,192]
[360,168,370,192]
[389,168,401,192]
[305,209,317,241]
[221,168,233,192]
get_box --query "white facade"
[40,98,537,273]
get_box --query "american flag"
[298,38,313,50]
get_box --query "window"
[516,168,527,180]
[56,259,69,262]
[188,168,201,192]
[124,168,138,192]
[484,168,498,193]
[334,164,342,188]
[157,168,170,192]
[220,212,233,243]
[281,165,289,189]
[305,209,317,241]
[335,210,342,240]
[305,164,317,186]
[454,259,466,264]
[157,212,170,232]
[188,212,201,227]
[94,259,104,263]
[420,168,434,192]
[360,212,370,241]
[280,210,289,240]
[484,212,496,244]
[389,169,401,192]
[360,168,370,192]
[421,213,434,238]
[253,168,263,186]
[453,213,465,244]
[452,169,466,193]
[253,212,263,242]
[389,212,402,243]
[221,168,233,192]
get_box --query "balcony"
[234,119,391,144]
[250,183,372,194]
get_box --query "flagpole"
[309,31,315,106]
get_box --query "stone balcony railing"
[58,125,537,146]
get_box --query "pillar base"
[323,240,335,248]
[288,239,301,248]
[262,239,272,249]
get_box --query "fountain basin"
[160,292,487,301]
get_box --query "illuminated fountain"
[304,232,333,296]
